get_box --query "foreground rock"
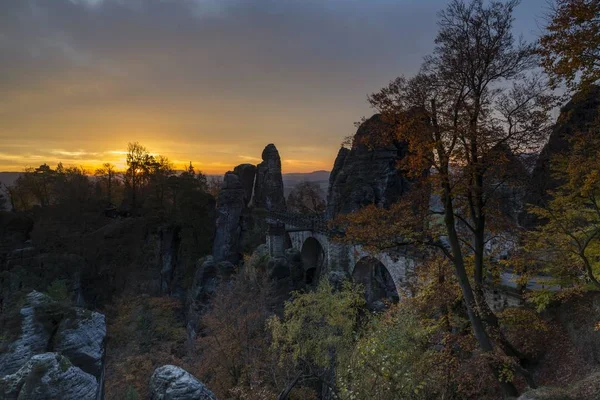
[0,291,106,393]
[149,365,217,400]
[0,353,98,400]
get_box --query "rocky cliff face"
[253,144,286,212]
[326,114,414,218]
[233,164,257,208]
[522,86,600,226]
[212,173,246,264]
[0,291,106,399]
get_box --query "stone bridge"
[264,211,553,310]
[265,210,418,304]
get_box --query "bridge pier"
[266,222,286,258]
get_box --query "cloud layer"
[0,0,546,173]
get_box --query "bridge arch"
[301,237,325,285]
[352,256,399,306]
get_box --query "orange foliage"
[104,295,189,400]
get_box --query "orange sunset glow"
[1,0,547,175]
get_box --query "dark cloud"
[0,0,548,172]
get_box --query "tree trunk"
[277,372,303,400]
[442,183,519,398]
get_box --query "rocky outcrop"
[211,145,285,265]
[149,365,217,400]
[0,353,99,400]
[253,144,286,211]
[53,308,106,378]
[0,291,53,377]
[0,291,106,381]
[326,114,415,218]
[233,164,257,207]
[212,173,246,263]
[522,86,600,226]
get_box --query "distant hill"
[282,170,330,198]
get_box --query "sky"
[0,0,550,174]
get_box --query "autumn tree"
[539,0,600,91]
[287,181,326,214]
[524,128,600,310]
[195,270,282,400]
[337,304,439,400]
[269,280,365,399]
[336,0,554,395]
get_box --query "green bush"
[45,279,71,304]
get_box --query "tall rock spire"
[253,144,286,211]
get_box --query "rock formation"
[212,172,246,263]
[522,85,600,226]
[253,144,286,211]
[233,164,257,207]
[149,365,217,400]
[0,353,99,400]
[0,291,106,399]
[212,144,286,264]
[326,114,415,218]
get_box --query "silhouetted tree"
[95,163,118,206]
[125,142,152,212]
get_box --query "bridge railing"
[267,210,330,234]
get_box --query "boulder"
[0,353,98,400]
[212,172,246,263]
[52,308,106,378]
[326,114,417,219]
[0,291,106,381]
[233,164,257,207]
[253,144,286,212]
[0,291,53,377]
[149,365,217,400]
